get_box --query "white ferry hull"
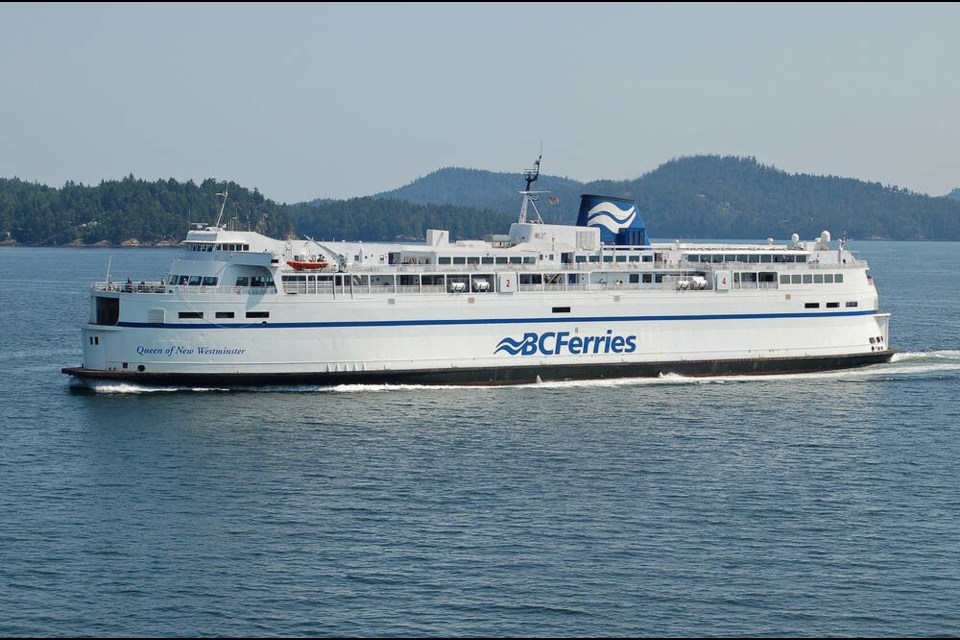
[63,288,895,388]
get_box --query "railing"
[92,259,864,298]
[93,282,278,296]
[93,281,166,293]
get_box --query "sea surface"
[1,241,959,637]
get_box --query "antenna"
[523,149,542,192]
[214,187,229,228]
[518,147,546,224]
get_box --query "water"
[2,242,959,637]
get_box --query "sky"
[2,2,958,204]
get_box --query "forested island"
[3,155,959,246]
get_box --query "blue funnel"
[576,194,649,246]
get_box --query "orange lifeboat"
[287,259,329,271]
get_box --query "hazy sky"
[2,3,957,203]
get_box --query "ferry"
[62,157,896,388]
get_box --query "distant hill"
[285,197,513,243]
[0,176,292,246]
[371,167,586,225]
[366,155,960,241]
[4,156,960,246]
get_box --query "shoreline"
[0,240,181,248]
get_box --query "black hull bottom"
[63,350,898,389]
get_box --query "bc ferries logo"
[585,201,637,234]
[495,330,637,357]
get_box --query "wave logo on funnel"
[585,201,637,234]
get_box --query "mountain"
[367,155,960,241]
[946,188,960,201]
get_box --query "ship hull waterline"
[63,349,897,389]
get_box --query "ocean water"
[1,242,959,637]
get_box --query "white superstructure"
[63,163,895,388]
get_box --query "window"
[179,311,203,319]
[846,301,858,308]
[805,302,820,309]
[216,311,235,318]
[246,311,269,318]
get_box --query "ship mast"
[518,153,545,224]
[214,187,229,229]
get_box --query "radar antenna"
[518,149,546,224]
[523,153,541,192]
